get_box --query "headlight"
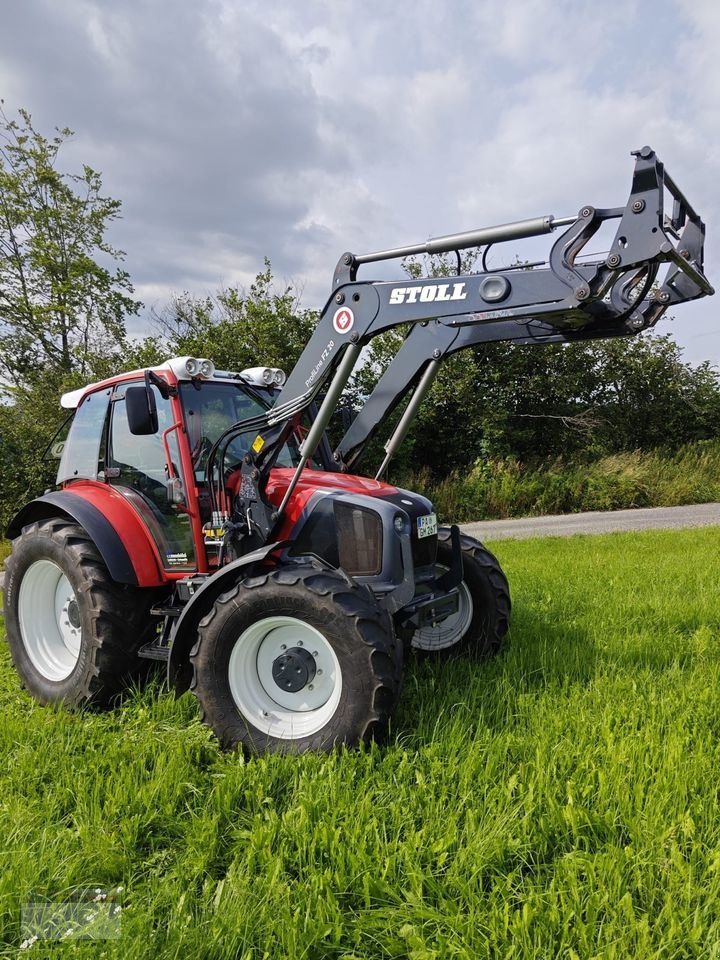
[261,368,274,384]
[273,368,287,386]
[185,357,200,376]
[334,503,383,576]
[199,358,215,378]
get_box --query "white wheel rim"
[228,616,342,740]
[18,559,82,681]
[412,564,474,651]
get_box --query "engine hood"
[264,468,400,506]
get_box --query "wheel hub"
[271,646,317,693]
[67,600,81,630]
[228,616,342,739]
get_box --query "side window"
[108,383,196,571]
[109,383,175,492]
[57,389,111,484]
[44,414,74,465]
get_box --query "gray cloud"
[1,0,718,363]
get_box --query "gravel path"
[461,501,720,541]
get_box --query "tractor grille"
[291,487,437,580]
[290,498,383,577]
[334,502,383,576]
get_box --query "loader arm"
[214,146,712,543]
[334,309,645,476]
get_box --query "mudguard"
[5,491,141,585]
[5,483,168,586]
[167,541,288,694]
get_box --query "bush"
[401,440,720,522]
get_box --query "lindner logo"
[332,307,354,334]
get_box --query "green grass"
[406,439,720,521]
[1,527,720,958]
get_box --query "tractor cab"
[50,357,321,575]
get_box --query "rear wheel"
[190,564,402,754]
[412,528,511,656]
[4,518,161,708]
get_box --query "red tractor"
[2,148,712,753]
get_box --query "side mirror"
[126,385,158,436]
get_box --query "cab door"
[106,381,197,573]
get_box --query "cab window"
[57,389,111,484]
[179,381,305,480]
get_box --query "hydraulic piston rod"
[354,215,577,266]
[275,342,362,518]
[375,358,441,481]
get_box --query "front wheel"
[412,528,511,656]
[190,564,403,754]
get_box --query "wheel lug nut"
[308,684,314,691]
[280,644,287,651]
[297,640,303,646]
[312,651,318,657]
[316,669,323,676]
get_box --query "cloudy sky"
[2,0,719,364]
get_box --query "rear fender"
[5,489,165,586]
[167,541,288,694]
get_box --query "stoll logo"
[389,282,467,305]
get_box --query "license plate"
[416,513,437,539]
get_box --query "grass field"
[1,527,719,958]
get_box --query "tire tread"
[189,563,402,754]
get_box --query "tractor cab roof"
[60,357,287,409]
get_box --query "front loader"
[2,147,713,754]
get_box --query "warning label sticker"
[332,307,354,335]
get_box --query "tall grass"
[1,527,720,957]
[404,439,720,522]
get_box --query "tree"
[151,259,317,374]
[577,334,720,452]
[0,105,139,393]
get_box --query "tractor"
[2,147,713,754]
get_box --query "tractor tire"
[3,518,161,709]
[189,564,403,754]
[412,527,511,656]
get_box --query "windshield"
[179,381,304,479]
